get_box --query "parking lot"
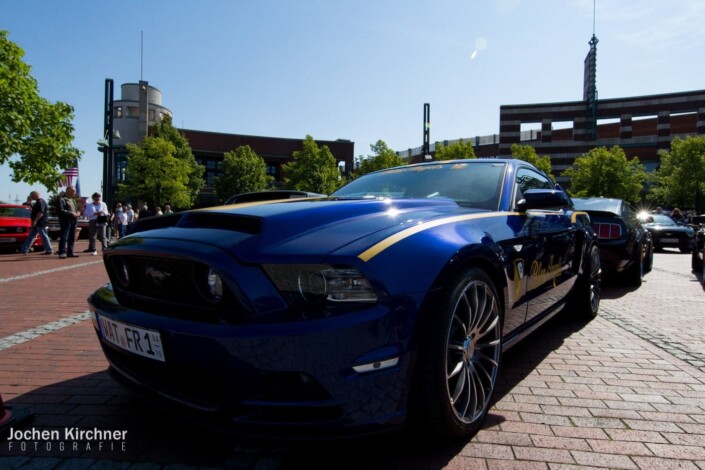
[1,240,704,469]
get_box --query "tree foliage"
[510,144,554,181]
[0,30,81,190]
[116,137,193,209]
[282,135,341,194]
[215,145,273,203]
[434,139,476,161]
[353,140,404,178]
[561,146,646,203]
[150,116,204,206]
[648,136,705,213]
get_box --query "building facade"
[400,36,705,184]
[109,81,354,208]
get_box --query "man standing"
[83,192,109,255]
[124,204,136,235]
[18,190,53,255]
[57,186,81,259]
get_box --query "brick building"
[401,35,705,184]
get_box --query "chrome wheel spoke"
[448,360,464,380]
[450,363,467,403]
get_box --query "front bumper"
[88,284,421,438]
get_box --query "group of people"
[83,197,174,254]
[18,186,175,258]
[18,186,81,258]
[653,206,691,225]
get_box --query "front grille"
[107,255,244,323]
[129,257,199,302]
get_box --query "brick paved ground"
[0,241,704,469]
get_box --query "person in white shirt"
[83,192,109,255]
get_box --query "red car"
[0,204,44,252]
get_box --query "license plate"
[661,238,678,243]
[97,314,165,362]
[0,238,16,243]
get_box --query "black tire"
[624,243,643,287]
[566,244,601,320]
[414,267,502,439]
[693,247,703,273]
[643,243,653,274]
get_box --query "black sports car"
[88,159,601,440]
[692,215,705,277]
[572,198,652,286]
[643,214,695,253]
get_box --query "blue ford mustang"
[88,159,601,439]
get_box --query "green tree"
[561,146,646,203]
[434,139,476,161]
[0,30,81,190]
[215,145,273,203]
[150,115,204,207]
[510,144,554,181]
[282,135,341,194]
[116,137,193,209]
[353,140,404,178]
[649,136,705,213]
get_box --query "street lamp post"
[100,79,115,212]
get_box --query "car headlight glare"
[264,265,377,304]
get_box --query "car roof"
[572,197,624,215]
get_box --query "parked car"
[88,159,601,440]
[0,204,44,252]
[224,190,326,205]
[572,197,652,286]
[692,217,705,276]
[642,214,695,253]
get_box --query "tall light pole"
[100,79,115,211]
[423,103,431,160]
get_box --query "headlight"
[264,264,377,304]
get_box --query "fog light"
[206,268,223,302]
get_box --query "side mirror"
[517,189,569,212]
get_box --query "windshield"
[0,207,30,218]
[333,161,507,210]
[646,214,677,226]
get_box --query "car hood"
[126,198,477,262]
[0,217,30,226]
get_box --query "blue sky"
[2,0,704,204]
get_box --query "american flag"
[62,167,79,188]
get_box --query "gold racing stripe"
[358,212,520,262]
[571,211,589,223]
[196,197,327,211]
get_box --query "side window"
[515,167,552,205]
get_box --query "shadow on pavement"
[1,311,592,468]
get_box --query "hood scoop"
[132,212,262,235]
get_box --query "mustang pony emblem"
[145,266,171,289]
